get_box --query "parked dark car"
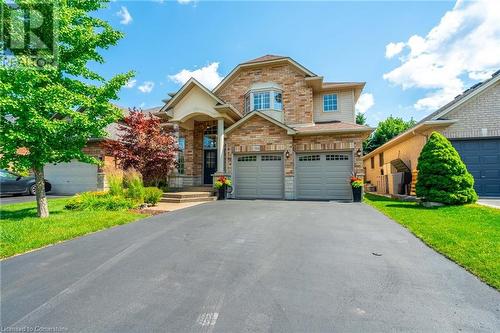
[0,169,52,195]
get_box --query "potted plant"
[350,176,363,202]
[214,176,232,200]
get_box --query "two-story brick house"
[159,55,373,200]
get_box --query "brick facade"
[225,116,293,176]
[293,134,365,176]
[441,81,500,138]
[216,64,314,125]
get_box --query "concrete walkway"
[478,198,500,209]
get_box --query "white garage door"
[296,152,353,200]
[234,154,284,199]
[44,161,98,195]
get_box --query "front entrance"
[203,125,218,185]
[204,150,217,184]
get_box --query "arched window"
[203,125,217,150]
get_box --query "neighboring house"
[158,55,373,200]
[363,70,500,197]
[43,108,145,195]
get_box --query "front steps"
[161,191,217,203]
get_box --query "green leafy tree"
[416,132,477,205]
[356,112,367,125]
[0,0,133,217]
[363,116,416,153]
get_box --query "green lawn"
[1,198,148,259]
[364,193,500,289]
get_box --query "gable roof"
[161,77,225,112]
[242,54,287,64]
[225,112,297,135]
[213,56,317,93]
[362,70,499,161]
[418,69,500,124]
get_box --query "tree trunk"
[33,166,49,218]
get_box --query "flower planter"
[217,186,226,200]
[352,187,362,202]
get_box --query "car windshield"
[0,170,20,180]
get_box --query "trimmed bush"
[144,187,163,205]
[416,132,478,205]
[65,191,135,211]
[123,168,145,203]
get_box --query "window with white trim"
[323,94,338,112]
[253,92,270,110]
[244,88,283,114]
[177,137,185,174]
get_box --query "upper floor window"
[254,92,270,110]
[244,88,283,114]
[323,94,338,112]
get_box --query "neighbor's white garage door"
[296,152,353,200]
[234,154,284,199]
[44,161,98,195]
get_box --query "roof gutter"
[362,120,457,160]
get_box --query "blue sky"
[95,0,500,126]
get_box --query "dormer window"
[244,83,283,114]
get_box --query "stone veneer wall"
[216,64,314,125]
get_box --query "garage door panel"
[296,153,352,200]
[452,138,500,197]
[235,154,283,199]
[44,161,98,195]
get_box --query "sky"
[94,0,500,126]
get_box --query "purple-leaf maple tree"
[106,109,177,186]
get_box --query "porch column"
[217,118,224,173]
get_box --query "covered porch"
[158,78,242,188]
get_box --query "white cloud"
[116,6,133,25]
[355,93,375,113]
[125,79,137,88]
[138,81,154,93]
[383,0,500,111]
[168,62,224,89]
[385,42,405,59]
[177,0,194,4]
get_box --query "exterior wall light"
[356,148,362,157]
[285,150,290,159]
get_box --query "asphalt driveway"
[1,200,499,332]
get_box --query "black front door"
[204,150,217,184]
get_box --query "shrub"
[416,132,478,205]
[105,167,124,196]
[144,187,163,205]
[123,168,145,203]
[65,191,135,211]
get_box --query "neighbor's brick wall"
[293,134,365,176]
[225,116,294,176]
[216,63,314,125]
[441,81,500,138]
